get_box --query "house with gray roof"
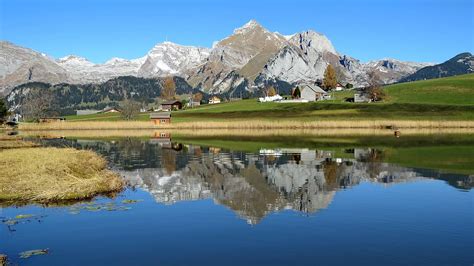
[299,84,329,101]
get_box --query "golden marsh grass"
[17,120,474,131]
[17,128,474,139]
[0,147,124,203]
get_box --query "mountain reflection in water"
[36,137,472,225]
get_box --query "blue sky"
[1,0,473,63]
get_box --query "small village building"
[160,100,182,111]
[102,107,121,113]
[187,101,201,108]
[8,113,22,123]
[39,117,66,123]
[153,132,171,139]
[354,93,371,103]
[150,132,172,148]
[209,96,221,104]
[299,84,328,102]
[150,112,171,125]
[335,83,344,91]
[76,109,101,116]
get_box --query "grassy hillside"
[384,73,474,105]
[62,74,474,122]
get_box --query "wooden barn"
[150,112,171,125]
[160,100,182,111]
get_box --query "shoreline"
[14,128,474,139]
[16,120,474,131]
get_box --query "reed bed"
[18,128,474,139]
[0,136,39,149]
[18,119,474,131]
[0,147,124,203]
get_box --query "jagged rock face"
[258,31,431,87]
[57,55,146,84]
[259,30,351,85]
[212,20,287,69]
[138,42,210,77]
[288,30,337,55]
[187,20,288,93]
[337,55,369,86]
[364,59,433,84]
[209,71,246,95]
[0,41,69,95]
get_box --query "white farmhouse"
[299,84,328,102]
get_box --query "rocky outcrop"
[0,41,69,95]
[187,20,288,93]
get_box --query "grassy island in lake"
[0,146,124,203]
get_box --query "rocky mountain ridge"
[399,52,473,82]
[1,20,440,96]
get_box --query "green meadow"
[62,74,474,123]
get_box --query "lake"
[1,132,473,265]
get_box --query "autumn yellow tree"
[323,64,337,90]
[162,77,176,100]
[193,92,203,102]
[266,85,277,96]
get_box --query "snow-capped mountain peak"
[233,19,262,35]
[104,57,128,65]
[138,41,210,77]
[58,55,94,66]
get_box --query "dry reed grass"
[18,120,474,131]
[17,128,474,139]
[0,136,39,149]
[0,147,124,203]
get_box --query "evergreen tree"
[0,98,7,123]
[292,86,301,99]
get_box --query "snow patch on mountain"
[138,42,210,77]
[57,54,146,83]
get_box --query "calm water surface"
[1,136,473,265]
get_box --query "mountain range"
[400,52,474,82]
[1,20,448,97]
